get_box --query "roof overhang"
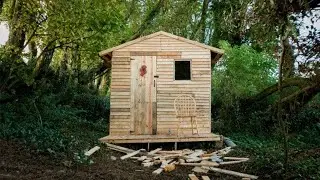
[99,31,224,64]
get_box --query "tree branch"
[190,0,210,42]
[244,77,313,104]
[129,0,166,41]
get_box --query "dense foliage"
[0,0,319,178]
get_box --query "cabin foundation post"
[215,135,224,148]
[174,142,178,150]
[147,143,150,151]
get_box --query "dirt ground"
[0,139,246,180]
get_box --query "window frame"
[173,59,192,81]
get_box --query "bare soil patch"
[1,140,244,179]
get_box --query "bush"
[212,41,277,134]
[229,131,320,179]
[0,85,109,157]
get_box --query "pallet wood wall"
[109,34,211,135]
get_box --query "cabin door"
[130,56,157,135]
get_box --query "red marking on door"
[140,65,147,76]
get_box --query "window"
[175,60,191,80]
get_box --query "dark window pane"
[175,61,191,80]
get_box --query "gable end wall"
[109,35,211,135]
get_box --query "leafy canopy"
[212,41,278,105]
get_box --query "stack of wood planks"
[106,143,258,179]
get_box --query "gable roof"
[99,31,224,56]
[99,31,224,64]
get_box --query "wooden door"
[130,56,157,135]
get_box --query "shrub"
[0,85,108,158]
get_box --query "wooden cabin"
[99,31,224,144]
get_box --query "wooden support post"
[174,142,177,150]
[215,135,224,148]
[147,143,150,151]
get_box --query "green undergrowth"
[227,126,320,179]
[0,86,109,161]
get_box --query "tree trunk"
[282,37,294,78]
[191,0,210,42]
[244,77,312,104]
[279,83,320,108]
[277,31,288,176]
[33,45,55,79]
[98,73,107,95]
[6,0,26,59]
[27,40,38,68]
[59,47,69,85]
[0,0,4,14]
[129,0,166,41]
[199,0,209,43]
[71,44,80,85]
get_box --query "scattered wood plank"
[142,159,152,163]
[157,150,183,154]
[160,159,174,168]
[201,176,210,180]
[202,147,231,157]
[205,167,258,179]
[106,143,134,153]
[201,156,211,160]
[161,153,185,160]
[152,168,163,175]
[188,150,204,158]
[189,174,199,180]
[179,161,219,167]
[201,160,219,166]
[148,148,162,155]
[108,147,129,154]
[219,160,247,165]
[120,149,141,160]
[106,143,255,178]
[224,157,249,161]
[142,162,154,167]
[138,156,147,161]
[192,167,209,173]
[84,146,100,156]
[186,157,202,163]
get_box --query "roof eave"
[99,31,225,57]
